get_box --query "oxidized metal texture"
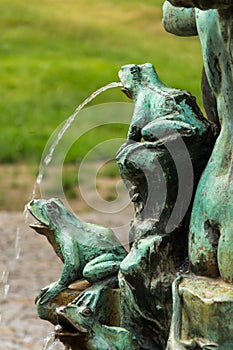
[189,8,233,283]
[167,276,233,349]
[56,301,140,350]
[35,280,90,325]
[164,2,233,283]
[167,0,233,10]
[162,1,220,126]
[117,62,218,349]
[28,198,127,306]
[163,3,233,349]
[27,1,233,346]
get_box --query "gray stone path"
[0,212,63,349]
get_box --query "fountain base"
[168,275,233,349]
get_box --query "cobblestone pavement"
[0,208,131,350]
[0,212,62,350]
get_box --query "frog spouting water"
[27,198,127,305]
[117,62,219,232]
[119,62,217,144]
[56,303,140,350]
[116,63,219,349]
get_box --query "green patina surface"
[28,1,233,348]
[56,303,139,350]
[168,276,233,349]
[164,1,233,349]
[27,198,127,307]
[28,61,218,349]
[116,62,217,349]
[164,0,233,283]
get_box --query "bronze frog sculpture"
[116,63,219,349]
[27,198,127,305]
[56,303,140,350]
[119,62,218,144]
[117,62,218,234]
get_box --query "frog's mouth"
[27,203,52,235]
[55,324,82,338]
[56,307,89,336]
[29,221,52,235]
[121,87,133,99]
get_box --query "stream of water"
[31,81,123,200]
[43,332,60,350]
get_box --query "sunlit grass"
[0,0,202,162]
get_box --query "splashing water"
[0,226,22,322]
[3,284,10,299]
[1,271,10,301]
[15,227,21,260]
[43,332,60,350]
[23,204,29,222]
[1,271,9,284]
[31,81,123,200]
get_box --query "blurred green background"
[0,0,203,210]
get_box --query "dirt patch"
[0,163,132,214]
[0,212,60,349]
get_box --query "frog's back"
[78,222,127,261]
[48,201,126,262]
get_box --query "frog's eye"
[80,307,93,318]
[47,201,62,216]
[130,65,141,75]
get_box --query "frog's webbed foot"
[71,276,118,311]
[36,281,66,305]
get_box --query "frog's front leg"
[142,116,198,143]
[36,278,77,306]
[35,281,63,304]
[37,238,81,305]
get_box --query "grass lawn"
[0,0,204,210]
[0,0,203,163]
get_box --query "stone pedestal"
[168,275,233,349]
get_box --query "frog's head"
[118,64,141,99]
[56,304,95,336]
[27,198,65,236]
[118,63,160,99]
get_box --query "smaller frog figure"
[27,198,127,306]
[56,303,140,350]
